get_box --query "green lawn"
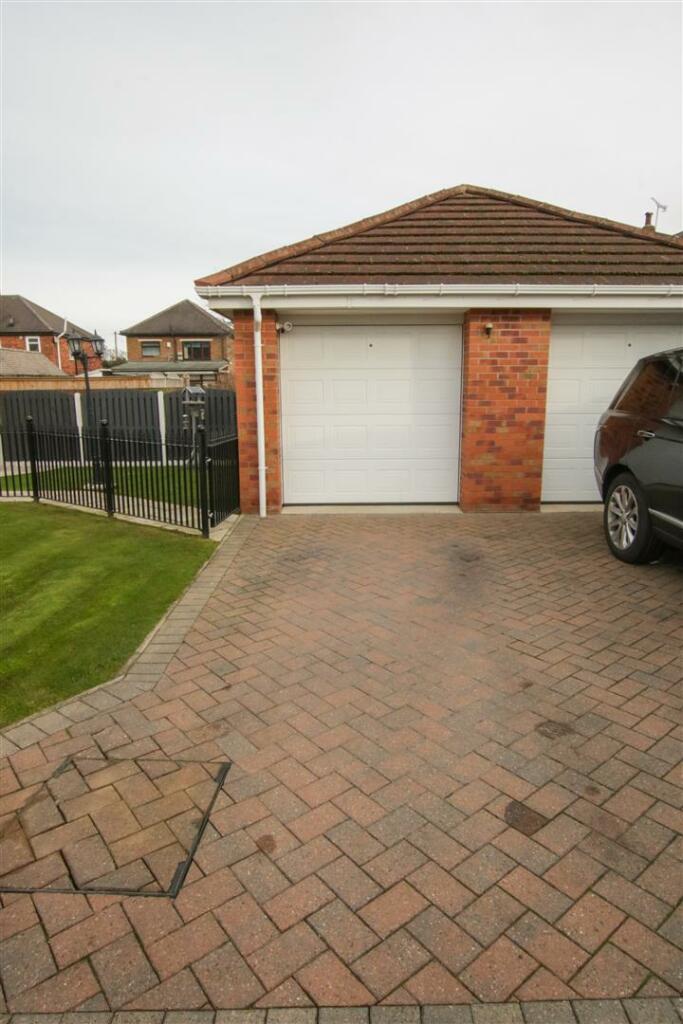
[0,503,215,727]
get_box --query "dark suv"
[594,347,683,563]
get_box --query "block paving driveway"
[0,512,681,1017]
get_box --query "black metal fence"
[0,417,239,536]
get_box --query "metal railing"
[0,416,239,536]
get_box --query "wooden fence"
[0,388,237,462]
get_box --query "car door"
[625,353,683,530]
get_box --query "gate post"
[99,419,115,516]
[197,424,210,538]
[26,415,40,502]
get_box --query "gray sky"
[2,1,681,351]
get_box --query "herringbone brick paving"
[0,513,681,1015]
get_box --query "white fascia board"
[196,283,683,314]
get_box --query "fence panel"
[0,422,107,512]
[0,427,32,497]
[83,389,161,463]
[0,391,78,461]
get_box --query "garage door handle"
[637,430,656,439]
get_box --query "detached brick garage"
[195,185,683,514]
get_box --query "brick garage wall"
[125,336,231,363]
[460,309,551,511]
[232,311,282,514]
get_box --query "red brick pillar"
[460,309,551,511]
[232,310,283,514]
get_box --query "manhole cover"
[504,800,549,836]
[0,756,231,897]
[535,720,575,739]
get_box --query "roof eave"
[197,282,683,296]
[196,281,683,314]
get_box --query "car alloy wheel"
[607,484,639,550]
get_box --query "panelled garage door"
[542,318,683,501]
[281,324,462,504]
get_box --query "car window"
[615,355,681,420]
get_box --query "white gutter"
[250,293,267,518]
[196,282,683,314]
[197,283,683,298]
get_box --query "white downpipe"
[54,318,67,371]
[251,293,267,518]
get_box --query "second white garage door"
[281,324,462,504]
[542,317,683,501]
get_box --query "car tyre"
[604,472,664,564]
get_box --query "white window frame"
[140,339,162,358]
[25,336,41,353]
[181,338,212,361]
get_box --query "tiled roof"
[121,300,233,337]
[195,184,683,287]
[0,295,97,338]
[0,349,66,376]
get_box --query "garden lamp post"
[67,331,106,483]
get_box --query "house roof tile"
[121,299,233,337]
[0,295,97,339]
[195,184,683,287]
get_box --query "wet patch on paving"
[503,800,550,836]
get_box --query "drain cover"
[535,720,575,739]
[0,756,231,897]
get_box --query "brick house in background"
[195,184,683,515]
[121,299,232,366]
[0,295,103,376]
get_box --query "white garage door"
[542,319,683,501]
[281,324,462,503]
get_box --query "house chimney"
[643,211,655,233]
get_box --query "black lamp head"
[66,333,83,357]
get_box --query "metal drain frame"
[0,756,232,899]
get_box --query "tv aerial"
[650,197,667,229]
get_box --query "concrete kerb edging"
[0,514,257,757]
[0,997,681,1023]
